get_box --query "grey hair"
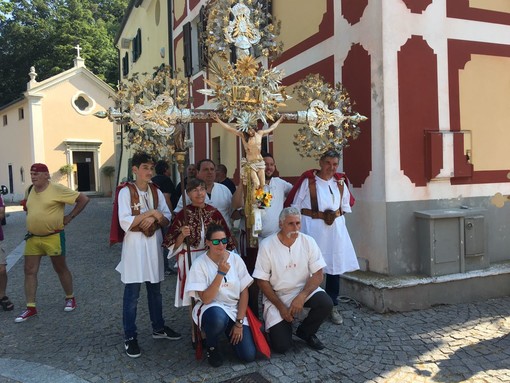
[320,149,341,161]
[279,206,301,223]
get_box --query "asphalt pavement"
[1,197,510,383]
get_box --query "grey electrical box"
[414,208,487,276]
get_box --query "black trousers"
[268,291,333,354]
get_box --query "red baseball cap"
[30,163,49,173]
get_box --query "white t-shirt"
[259,177,292,239]
[185,250,253,326]
[253,232,326,330]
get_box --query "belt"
[300,208,343,225]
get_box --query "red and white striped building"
[116,0,510,311]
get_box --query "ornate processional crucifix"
[95,0,367,246]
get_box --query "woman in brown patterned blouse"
[163,177,235,307]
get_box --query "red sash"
[284,169,355,208]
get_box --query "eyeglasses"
[210,237,228,245]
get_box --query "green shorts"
[24,232,66,256]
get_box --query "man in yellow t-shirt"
[15,163,89,323]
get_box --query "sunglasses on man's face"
[210,237,228,245]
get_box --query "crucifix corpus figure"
[213,114,283,191]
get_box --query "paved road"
[1,198,510,383]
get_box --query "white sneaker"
[330,307,343,325]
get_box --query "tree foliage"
[0,0,128,106]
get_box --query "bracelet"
[217,270,227,276]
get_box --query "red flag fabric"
[246,307,271,359]
[284,169,355,208]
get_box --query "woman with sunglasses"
[185,223,256,367]
[163,177,235,308]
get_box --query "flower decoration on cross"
[293,74,367,159]
[254,187,272,209]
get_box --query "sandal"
[0,296,14,311]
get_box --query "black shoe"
[296,331,325,351]
[207,346,223,367]
[125,338,141,358]
[152,326,182,340]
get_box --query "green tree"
[0,0,128,106]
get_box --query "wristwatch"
[235,318,243,325]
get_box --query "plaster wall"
[174,37,184,76]
[174,0,186,22]
[470,0,510,13]
[271,84,316,177]
[117,0,169,78]
[377,0,510,203]
[459,54,510,171]
[210,124,238,177]
[41,79,115,166]
[273,0,326,53]
[334,0,510,275]
[0,100,33,198]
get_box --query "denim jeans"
[123,282,165,340]
[201,306,256,362]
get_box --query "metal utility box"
[414,208,488,276]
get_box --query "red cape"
[283,169,355,208]
[109,182,129,246]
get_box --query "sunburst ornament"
[293,74,367,159]
[198,59,288,126]
[236,55,259,77]
[204,0,282,61]
[225,2,261,57]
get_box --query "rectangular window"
[132,29,142,63]
[184,14,207,77]
[2,115,7,126]
[18,108,24,120]
[122,52,129,77]
[183,22,193,77]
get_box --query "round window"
[71,92,96,115]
